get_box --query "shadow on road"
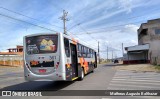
[1,81,74,91]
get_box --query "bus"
[23,33,97,81]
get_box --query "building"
[0,45,23,66]
[7,45,23,53]
[124,18,160,64]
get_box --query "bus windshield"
[26,35,58,55]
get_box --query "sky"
[0,0,160,59]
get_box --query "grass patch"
[154,65,160,70]
[98,61,111,64]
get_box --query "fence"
[0,55,23,66]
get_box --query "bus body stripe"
[72,77,78,81]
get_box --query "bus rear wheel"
[79,68,84,80]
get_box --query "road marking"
[113,77,160,80]
[112,78,160,83]
[111,80,160,86]
[109,83,160,89]
[108,70,160,90]
[114,75,160,78]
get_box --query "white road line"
[113,77,160,80]
[112,79,160,83]
[114,73,160,76]
[114,75,160,77]
[111,80,160,86]
[114,75,160,78]
[109,83,160,89]
[101,98,112,99]
[115,71,155,73]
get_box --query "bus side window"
[64,38,70,57]
[88,49,91,58]
[91,50,93,58]
[78,44,82,57]
[82,46,84,57]
[87,48,89,58]
[84,47,87,58]
[93,51,95,58]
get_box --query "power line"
[67,23,81,31]
[124,7,160,20]
[0,10,99,52]
[68,32,98,49]
[72,19,151,35]
[0,6,63,29]
[0,13,57,32]
[75,23,98,42]
[70,7,160,35]
[52,8,99,48]
[71,6,160,26]
[62,11,99,47]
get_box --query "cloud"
[0,0,160,58]
[131,39,138,44]
[123,24,139,33]
[118,0,133,13]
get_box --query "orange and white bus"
[23,33,97,81]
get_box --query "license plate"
[39,69,46,73]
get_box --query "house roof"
[125,44,149,52]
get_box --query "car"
[114,59,119,63]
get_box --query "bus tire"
[91,65,95,73]
[91,68,94,73]
[79,68,84,80]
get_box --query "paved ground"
[0,66,24,89]
[108,70,160,90]
[0,64,115,90]
[0,64,160,99]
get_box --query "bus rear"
[23,33,65,81]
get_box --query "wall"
[138,19,160,65]
[123,52,146,60]
[149,40,160,65]
[0,55,23,66]
[123,51,149,64]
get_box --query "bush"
[155,64,160,70]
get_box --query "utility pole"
[60,10,69,34]
[107,46,108,61]
[122,43,124,59]
[112,50,113,61]
[98,41,100,64]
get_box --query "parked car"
[114,59,119,63]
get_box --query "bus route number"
[50,56,56,60]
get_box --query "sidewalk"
[114,64,160,72]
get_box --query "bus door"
[70,43,78,78]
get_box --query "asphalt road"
[0,63,116,90]
[0,63,160,99]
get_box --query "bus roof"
[24,32,59,37]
